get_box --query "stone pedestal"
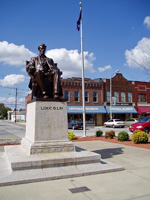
[21,99,75,154]
[2,98,124,186]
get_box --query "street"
[70,126,131,137]
[0,120,132,140]
[0,120,25,139]
[0,120,131,154]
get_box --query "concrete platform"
[0,145,124,186]
[0,101,125,187]
[4,145,101,171]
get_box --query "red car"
[129,116,150,133]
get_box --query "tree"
[5,107,12,119]
[0,103,5,110]
[19,108,25,111]
[0,104,11,119]
[125,37,150,78]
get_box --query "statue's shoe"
[43,95,49,99]
[54,94,60,99]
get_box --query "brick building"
[134,81,150,118]
[103,73,137,121]
[25,73,150,126]
[60,77,106,126]
[25,77,107,126]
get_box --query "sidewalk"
[0,140,150,200]
[8,120,26,126]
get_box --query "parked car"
[68,120,83,130]
[104,119,126,128]
[125,118,140,127]
[129,116,150,133]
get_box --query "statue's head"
[38,43,47,55]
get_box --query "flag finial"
[79,2,82,8]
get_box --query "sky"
[0,0,150,110]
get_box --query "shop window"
[138,94,146,102]
[86,114,95,125]
[85,92,88,102]
[93,92,97,102]
[74,91,79,102]
[64,91,69,101]
[121,92,125,102]
[114,92,119,102]
[128,93,132,102]
[107,91,110,102]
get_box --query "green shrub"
[133,130,142,134]
[117,131,129,141]
[105,130,115,139]
[96,129,103,137]
[132,130,148,144]
[68,131,77,141]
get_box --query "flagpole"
[79,2,86,137]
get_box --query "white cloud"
[0,96,15,108]
[98,65,112,73]
[0,74,26,86]
[21,67,26,72]
[22,90,32,97]
[0,96,25,110]
[46,48,96,78]
[0,97,6,102]
[144,16,150,29]
[7,97,15,104]
[0,41,36,66]
[18,98,25,104]
[124,37,150,68]
[0,89,32,109]
[0,41,96,77]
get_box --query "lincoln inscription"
[41,106,63,110]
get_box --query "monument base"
[4,145,101,171]
[0,99,124,186]
[21,138,74,154]
[22,99,75,154]
[0,145,124,186]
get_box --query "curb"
[0,138,21,146]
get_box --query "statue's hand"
[27,66,35,74]
[45,70,54,76]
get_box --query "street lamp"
[110,70,119,119]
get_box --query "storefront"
[10,111,26,122]
[137,107,150,118]
[105,106,137,121]
[67,106,106,126]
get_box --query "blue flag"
[76,10,82,31]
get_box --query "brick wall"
[25,74,139,108]
[105,73,135,104]
[134,81,150,107]
[61,77,104,106]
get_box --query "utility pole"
[15,88,17,123]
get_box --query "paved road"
[0,120,25,139]
[0,120,132,140]
[69,126,131,137]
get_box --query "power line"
[0,85,29,91]
[3,104,15,105]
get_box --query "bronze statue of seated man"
[26,43,62,99]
